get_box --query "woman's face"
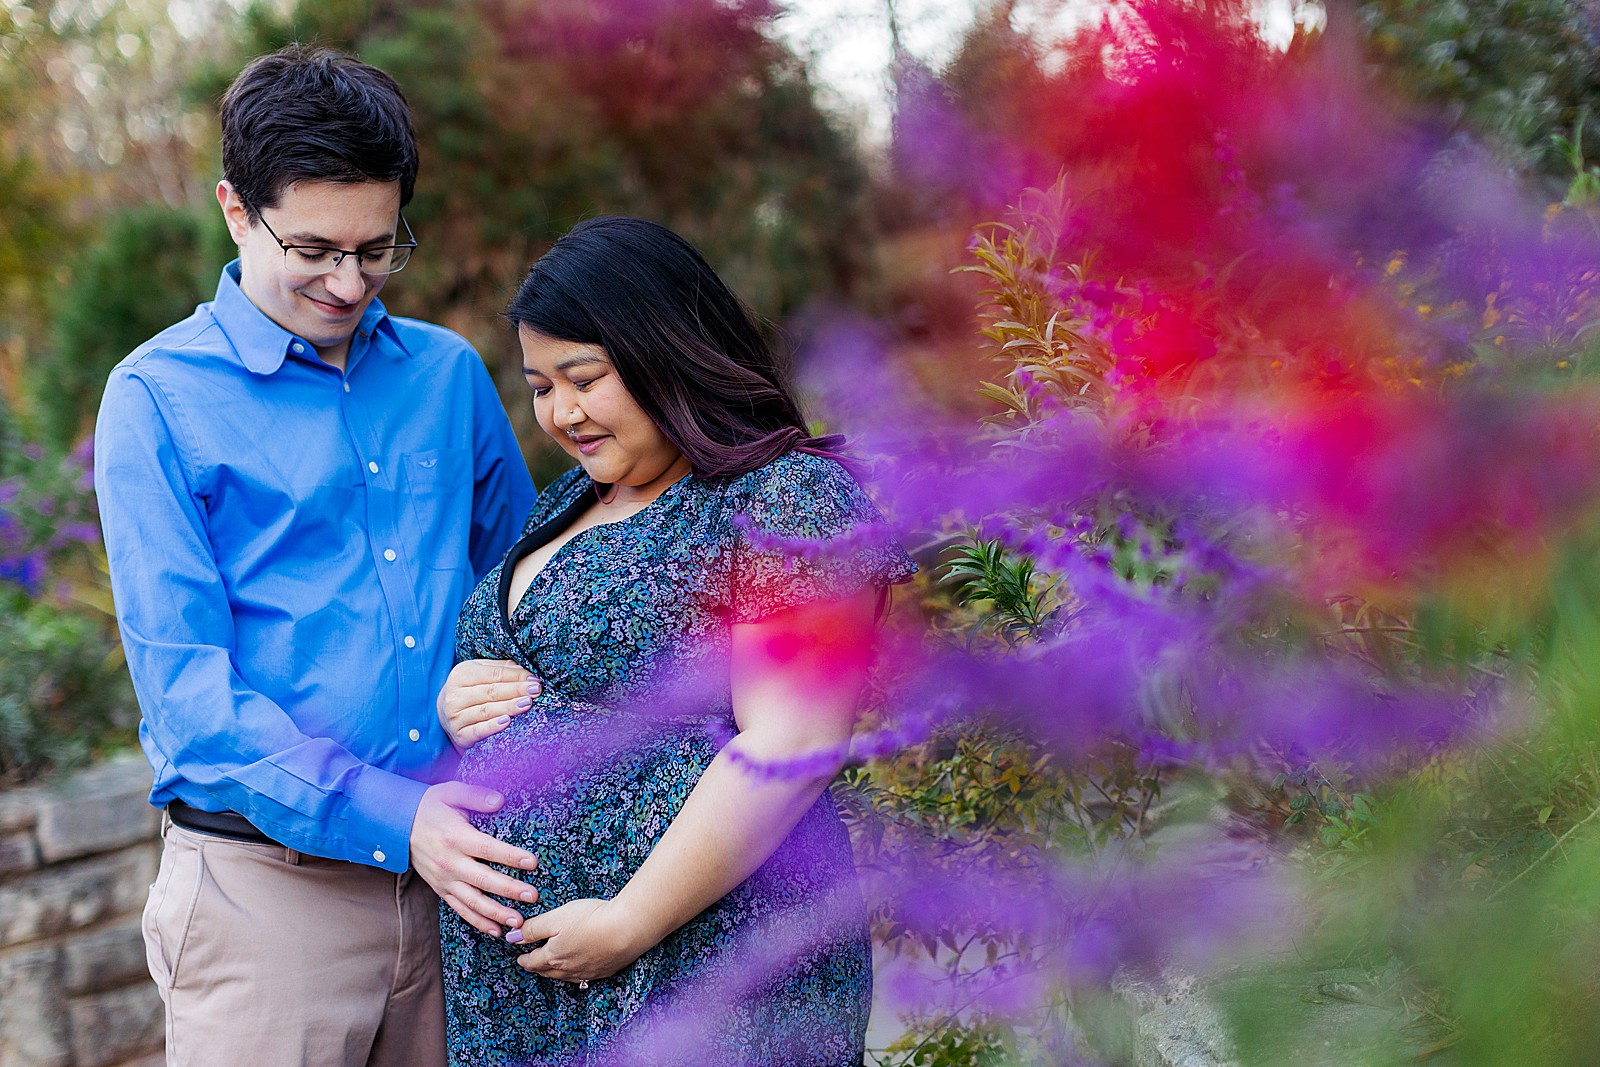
[519,327,686,498]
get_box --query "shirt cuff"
[344,765,428,873]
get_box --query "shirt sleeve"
[94,367,425,871]
[728,454,918,624]
[466,353,537,581]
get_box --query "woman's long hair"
[504,216,843,478]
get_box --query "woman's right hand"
[437,659,540,750]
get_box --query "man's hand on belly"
[411,781,540,937]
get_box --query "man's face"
[218,178,402,365]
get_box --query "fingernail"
[520,856,537,870]
[505,928,524,944]
[496,716,511,726]
[488,927,501,938]
[520,890,535,903]
[515,697,532,710]
[486,792,503,806]
[526,682,541,695]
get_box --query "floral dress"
[440,451,916,1067]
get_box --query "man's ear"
[216,180,252,248]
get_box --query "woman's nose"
[553,398,583,428]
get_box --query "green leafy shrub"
[39,204,230,449]
[0,437,135,784]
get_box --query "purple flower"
[0,551,45,595]
[57,522,101,547]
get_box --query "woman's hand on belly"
[506,897,654,983]
[438,658,542,750]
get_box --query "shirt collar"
[209,260,397,376]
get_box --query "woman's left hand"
[508,898,654,983]
[437,659,541,750]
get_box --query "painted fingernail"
[526,681,541,695]
[515,697,532,709]
[496,716,511,726]
[505,928,524,944]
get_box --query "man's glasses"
[251,205,417,277]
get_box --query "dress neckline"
[496,470,694,628]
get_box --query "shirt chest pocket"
[403,447,473,571]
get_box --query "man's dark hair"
[220,44,418,220]
[505,216,844,479]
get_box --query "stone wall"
[0,754,162,1067]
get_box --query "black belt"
[166,798,277,845]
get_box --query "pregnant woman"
[437,217,914,1066]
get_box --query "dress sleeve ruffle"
[726,452,917,624]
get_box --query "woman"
[436,217,914,1066]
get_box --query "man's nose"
[323,256,367,301]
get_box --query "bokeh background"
[10,1,1600,1064]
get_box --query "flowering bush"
[0,434,135,784]
[813,2,1600,1063]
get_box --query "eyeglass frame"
[246,201,418,277]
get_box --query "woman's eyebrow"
[555,353,608,371]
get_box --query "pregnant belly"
[458,709,719,907]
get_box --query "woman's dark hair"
[221,45,418,221]
[505,216,844,479]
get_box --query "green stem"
[1486,800,1600,903]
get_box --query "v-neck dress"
[439,451,916,1067]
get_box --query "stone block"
[1136,998,1238,1067]
[66,983,163,1067]
[35,756,157,864]
[0,943,70,1067]
[62,917,149,996]
[0,788,44,835]
[0,850,156,948]
[0,832,39,876]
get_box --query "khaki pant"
[143,818,447,1067]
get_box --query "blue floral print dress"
[440,451,916,1067]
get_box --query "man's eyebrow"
[282,227,397,247]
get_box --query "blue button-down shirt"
[94,262,535,871]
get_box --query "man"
[95,46,539,1066]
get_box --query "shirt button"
[372,849,386,864]
[291,342,304,354]
[404,635,416,648]
[384,549,397,562]
[408,728,421,742]
[368,461,379,474]
[343,382,351,393]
